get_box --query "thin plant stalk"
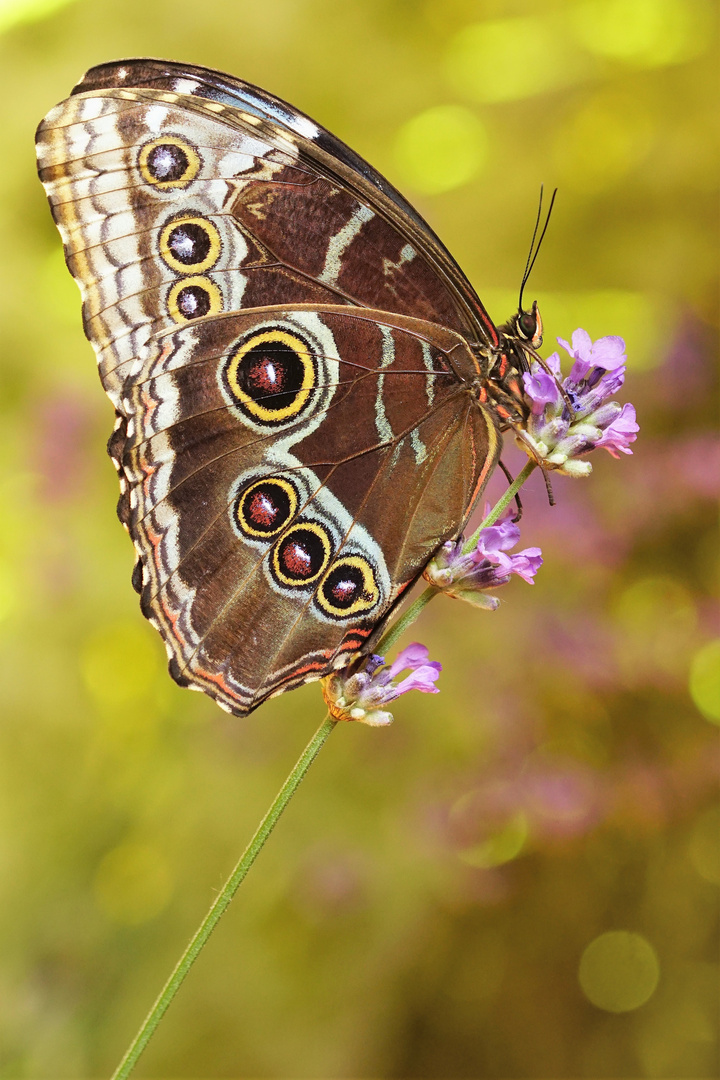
[375,585,438,656]
[462,459,537,552]
[111,460,539,1079]
[111,713,336,1080]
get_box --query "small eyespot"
[271,522,333,588]
[138,137,201,189]
[234,477,298,539]
[222,328,316,426]
[159,215,221,274]
[167,276,223,322]
[316,555,380,619]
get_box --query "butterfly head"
[513,299,543,351]
[479,300,545,430]
[492,299,544,377]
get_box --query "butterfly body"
[36,59,540,715]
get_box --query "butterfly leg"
[507,424,556,506]
[497,458,523,522]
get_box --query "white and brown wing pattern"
[35,86,310,409]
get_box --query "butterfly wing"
[71,59,500,345]
[36,58,499,411]
[115,304,499,714]
[36,60,504,715]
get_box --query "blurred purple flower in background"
[323,643,441,726]
[521,329,639,476]
[424,513,542,608]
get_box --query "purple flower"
[520,329,639,477]
[322,643,441,727]
[595,402,639,458]
[524,368,559,415]
[558,329,626,383]
[424,512,543,608]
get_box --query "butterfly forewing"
[70,58,499,347]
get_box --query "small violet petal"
[595,402,639,457]
[507,547,543,584]
[523,369,560,415]
[393,663,442,697]
[476,517,521,561]
[388,642,432,679]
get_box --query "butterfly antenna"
[518,186,558,313]
[519,186,545,312]
[497,458,523,522]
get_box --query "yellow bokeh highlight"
[93,842,173,926]
[458,812,528,869]
[688,806,720,885]
[613,576,697,680]
[571,0,712,68]
[554,92,655,194]
[80,619,162,710]
[688,640,720,724]
[0,0,77,33]
[444,16,575,103]
[579,931,660,1012]
[393,105,487,195]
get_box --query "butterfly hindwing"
[117,305,499,714]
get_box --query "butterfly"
[36,59,545,716]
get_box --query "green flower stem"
[110,459,539,1080]
[111,713,336,1080]
[374,460,538,657]
[375,585,439,656]
[462,460,537,554]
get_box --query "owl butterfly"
[36,59,545,716]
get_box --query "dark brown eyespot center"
[321,563,366,609]
[167,222,212,265]
[175,283,211,318]
[237,343,306,411]
[274,525,330,583]
[146,143,189,182]
[242,483,292,534]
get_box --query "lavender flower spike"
[322,643,441,727]
[521,329,639,477]
[424,512,543,608]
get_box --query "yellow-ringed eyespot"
[159,215,221,274]
[167,275,223,323]
[222,329,315,425]
[234,477,298,539]
[271,521,332,588]
[316,555,380,619]
[138,136,201,190]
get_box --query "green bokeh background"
[0,0,718,1076]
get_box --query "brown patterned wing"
[115,305,500,715]
[35,59,499,413]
